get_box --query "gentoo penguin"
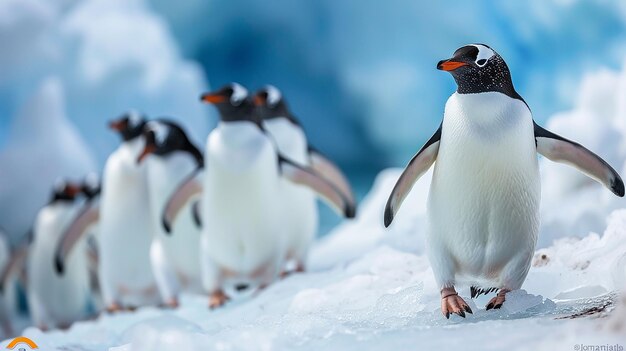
[136,119,204,307]
[384,44,624,318]
[164,83,355,308]
[27,180,91,330]
[98,112,160,311]
[253,85,355,273]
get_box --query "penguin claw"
[485,288,509,311]
[441,288,471,319]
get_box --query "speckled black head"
[200,83,262,128]
[253,85,301,126]
[108,111,147,142]
[137,119,204,167]
[49,180,81,204]
[437,44,524,103]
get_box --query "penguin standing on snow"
[384,44,624,318]
[253,85,354,273]
[27,180,90,330]
[163,83,355,308]
[136,119,204,307]
[97,112,160,311]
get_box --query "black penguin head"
[108,111,147,142]
[200,83,261,127]
[49,179,81,204]
[253,85,290,119]
[437,44,523,101]
[137,120,204,167]
[81,173,101,200]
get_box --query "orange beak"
[108,120,126,131]
[137,144,157,164]
[253,94,266,106]
[437,60,468,71]
[200,93,226,104]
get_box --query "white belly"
[146,155,202,282]
[28,203,90,326]
[427,92,540,287]
[202,122,286,274]
[99,139,156,299]
[264,119,318,262]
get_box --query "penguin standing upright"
[137,119,204,307]
[384,44,624,318]
[27,180,90,330]
[253,86,354,273]
[98,112,160,311]
[163,83,355,308]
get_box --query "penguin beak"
[137,144,157,164]
[65,184,82,197]
[437,59,468,71]
[253,94,266,106]
[108,120,126,131]
[200,92,226,104]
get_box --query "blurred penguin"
[97,112,160,311]
[26,180,90,330]
[253,86,355,273]
[54,173,103,311]
[163,83,355,308]
[137,119,204,307]
[0,228,16,337]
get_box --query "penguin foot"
[164,298,179,309]
[106,303,123,314]
[209,290,229,309]
[295,263,306,273]
[486,288,510,310]
[441,287,472,319]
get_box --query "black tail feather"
[470,286,499,299]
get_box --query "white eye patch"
[471,44,495,67]
[230,83,248,106]
[264,85,282,107]
[146,121,168,145]
[127,110,142,127]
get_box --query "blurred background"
[2,0,626,242]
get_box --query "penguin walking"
[253,86,354,273]
[26,180,91,330]
[384,44,624,318]
[136,119,204,307]
[97,112,160,311]
[164,83,355,308]
[54,174,102,310]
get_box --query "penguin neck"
[120,136,145,160]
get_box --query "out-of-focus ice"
[0,78,97,245]
[0,0,211,240]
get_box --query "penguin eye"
[476,59,487,66]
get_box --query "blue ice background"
[2,0,626,238]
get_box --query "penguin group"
[0,84,356,333]
[0,44,624,335]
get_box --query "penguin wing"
[308,146,355,203]
[384,125,442,227]
[54,201,100,275]
[534,122,624,197]
[162,168,204,233]
[279,156,356,218]
[0,245,28,293]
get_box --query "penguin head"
[253,85,292,121]
[200,83,261,126]
[81,173,101,200]
[108,111,147,142]
[437,44,521,99]
[137,120,204,167]
[50,179,81,204]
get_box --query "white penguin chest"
[428,92,541,275]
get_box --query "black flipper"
[534,121,624,197]
[384,125,442,227]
